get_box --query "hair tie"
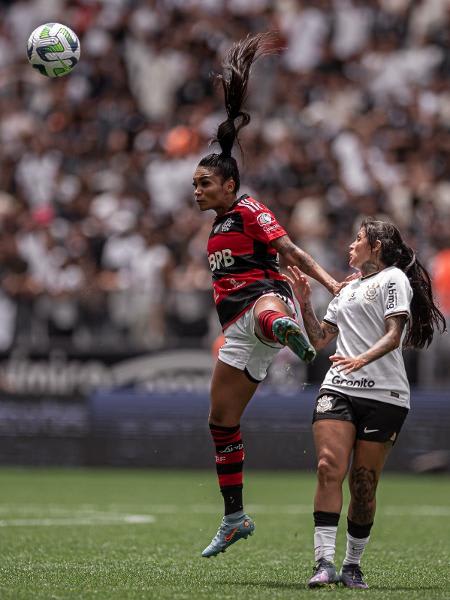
[405,253,416,272]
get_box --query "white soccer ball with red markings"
[27,23,80,78]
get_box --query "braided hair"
[362,218,447,348]
[198,32,282,192]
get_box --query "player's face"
[193,167,235,214]
[349,227,376,269]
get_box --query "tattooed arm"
[302,300,339,351]
[284,266,339,351]
[272,235,339,295]
[330,314,408,375]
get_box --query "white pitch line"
[148,504,450,517]
[141,504,450,517]
[0,514,155,527]
[0,505,449,525]
[383,506,450,517]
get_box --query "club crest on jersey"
[316,395,334,413]
[257,212,273,226]
[364,282,380,301]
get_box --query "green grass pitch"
[0,469,448,599]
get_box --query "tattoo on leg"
[349,466,378,524]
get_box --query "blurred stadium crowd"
[0,0,448,381]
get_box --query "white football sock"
[314,526,338,562]
[343,532,370,565]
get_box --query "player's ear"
[224,177,235,194]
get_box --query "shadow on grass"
[223,580,444,593]
[223,581,312,591]
[369,586,444,591]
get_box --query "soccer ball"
[27,23,80,78]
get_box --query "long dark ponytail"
[198,32,282,191]
[362,218,447,348]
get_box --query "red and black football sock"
[257,309,286,342]
[209,423,244,515]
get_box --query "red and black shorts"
[312,388,409,444]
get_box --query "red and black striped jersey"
[207,194,293,329]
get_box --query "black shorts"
[312,388,409,444]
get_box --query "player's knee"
[316,451,343,486]
[208,410,239,428]
[254,295,291,318]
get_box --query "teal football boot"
[272,316,316,363]
[202,514,255,557]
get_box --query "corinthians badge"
[363,281,380,301]
[316,395,334,413]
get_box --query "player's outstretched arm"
[330,314,408,374]
[272,235,339,295]
[284,266,338,351]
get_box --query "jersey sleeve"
[323,295,339,326]
[240,197,287,243]
[382,270,413,319]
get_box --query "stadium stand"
[0,0,448,387]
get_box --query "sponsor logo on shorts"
[363,427,379,434]
[316,395,334,413]
[332,375,375,388]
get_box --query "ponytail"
[199,32,282,191]
[362,218,447,348]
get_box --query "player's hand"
[329,354,367,374]
[283,265,311,304]
[333,272,361,295]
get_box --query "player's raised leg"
[254,295,316,363]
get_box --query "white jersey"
[321,266,413,408]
